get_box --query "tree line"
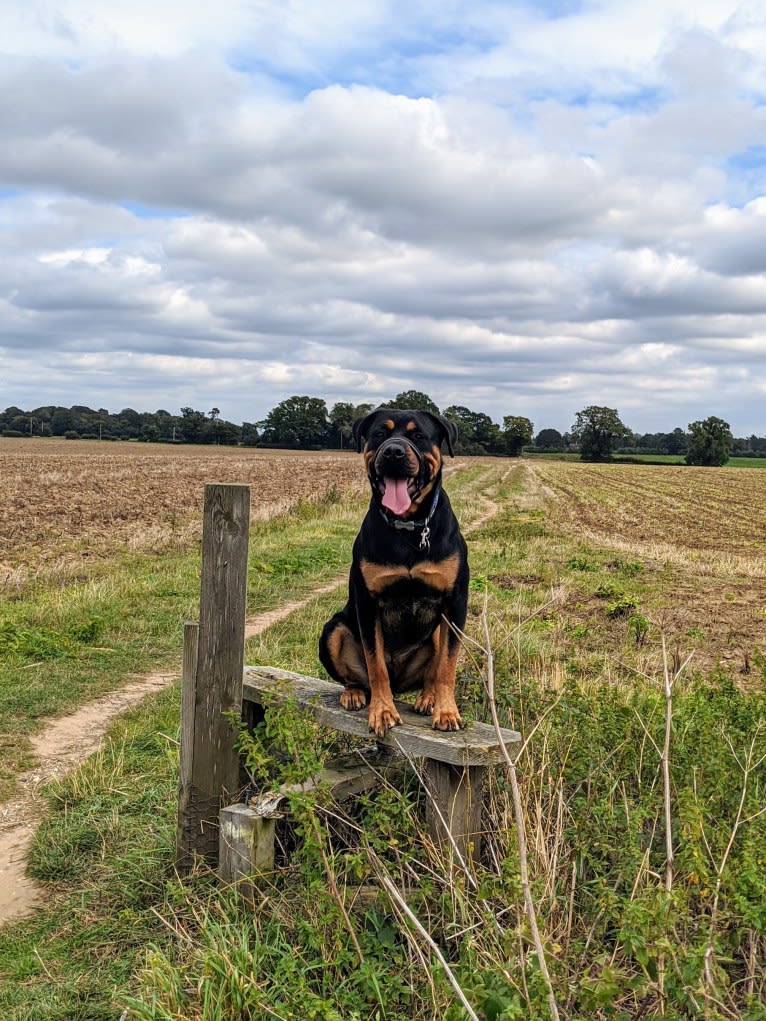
[2,394,763,465]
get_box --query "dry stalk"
[478,600,562,1021]
[308,812,366,967]
[660,636,693,895]
[659,636,688,1014]
[369,849,480,1021]
[702,724,766,1013]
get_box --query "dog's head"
[352,408,457,518]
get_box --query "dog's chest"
[359,554,461,598]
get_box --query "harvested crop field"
[530,459,766,569]
[527,459,766,677]
[0,438,364,586]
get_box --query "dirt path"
[0,466,505,926]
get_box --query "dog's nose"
[385,442,407,459]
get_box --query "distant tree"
[141,424,161,443]
[385,390,440,415]
[534,428,564,450]
[442,405,502,454]
[2,406,24,426]
[571,406,630,462]
[503,415,533,456]
[214,419,240,446]
[241,421,260,447]
[51,408,75,436]
[116,407,143,439]
[7,411,29,433]
[178,407,208,444]
[31,406,56,435]
[209,407,222,444]
[260,396,330,447]
[664,428,688,455]
[329,401,355,448]
[685,416,733,467]
[329,401,373,448]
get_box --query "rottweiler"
[319,408,469,737]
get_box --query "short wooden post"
[219,753,391,886]
[423,761,488,864]
[176,483,250,871]
[219,804,277,890]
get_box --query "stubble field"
[527,459,766,677]
[3,439,765,674]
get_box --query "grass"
[2,461,766,1019]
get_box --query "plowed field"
[0,439,364,586]
[530,460,766,570]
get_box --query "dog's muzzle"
[373,438,425,517]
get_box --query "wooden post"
[219,803,277,892]
[219,753,394,887]
[423,761,488,864]
[176,483,250,871]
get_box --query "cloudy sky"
[2,1,766,435]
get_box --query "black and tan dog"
[319,408,468,737]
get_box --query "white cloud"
[1,2,766,434]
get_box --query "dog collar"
[378,487,440,552]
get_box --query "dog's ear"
[352,411,382,452]
[422,412,458,457]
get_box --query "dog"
[319,408,469,737]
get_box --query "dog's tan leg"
[414,628,440,715]
[325,620,369,710]
[363,616,401,737]
[422,617,462,731]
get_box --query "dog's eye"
[412,430,425,440]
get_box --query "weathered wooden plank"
[243,665,521,767]
[176,484,250,870]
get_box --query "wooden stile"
[174,482,522,880]
[242,665,521,863]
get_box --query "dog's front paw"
[340,686,367,711]
[367,702,401,737]
[431,704,463,731]
[414,689,436,715]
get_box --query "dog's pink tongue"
[381,477,411,516]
